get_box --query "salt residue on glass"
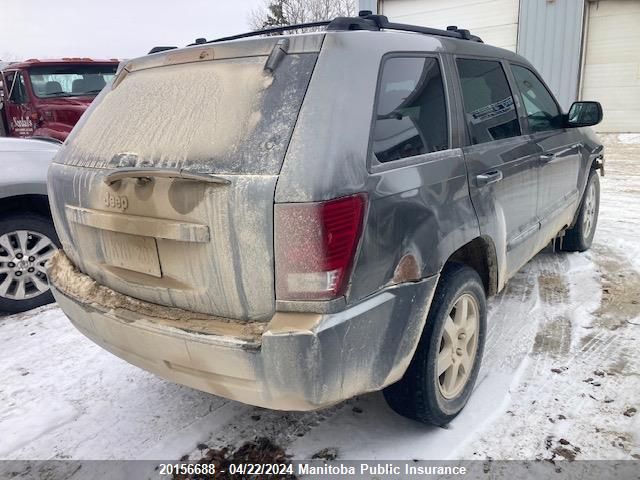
[70,57,269,173]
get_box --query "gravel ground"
[0,135,638,471]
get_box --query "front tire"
[0,213,60,314]
[561,169,600,252]
[383,263,487,426]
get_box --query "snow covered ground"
[1,135,638,467]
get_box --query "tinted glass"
[372,57,448,162]
[457,59,521,144]
[510,64,563,132]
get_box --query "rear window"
[63,53,318,175]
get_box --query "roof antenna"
[194,38,207,44]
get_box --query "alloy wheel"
[437,293,480,399]
[0,230,56,301]
[582,182,597,239]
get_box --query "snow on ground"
[0,136,638,469]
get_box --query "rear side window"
[456,58,521,145]
[510,64,563,133]
[372,56,448,163]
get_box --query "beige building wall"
[581,0,640,132]
[380,0,520,51]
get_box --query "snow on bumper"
[48,250,437,410]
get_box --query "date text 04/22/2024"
[157,462,468,477]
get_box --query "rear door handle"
[476,170,503,187]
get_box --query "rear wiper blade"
[103,167,231,186]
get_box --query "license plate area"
[102,231,162,278]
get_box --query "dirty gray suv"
[47,13,604,425]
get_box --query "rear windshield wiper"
[103,167,231,186]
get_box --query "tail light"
[274,193,367,301]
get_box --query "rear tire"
[0,213,60,314]
[383,263,486,426]
[561,169,600,252]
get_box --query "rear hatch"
[48,35,323,321]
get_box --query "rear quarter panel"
[350,150,479,302]
[275,32,481,304]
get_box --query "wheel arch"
[0,194,52,220]
[444,235,499,297]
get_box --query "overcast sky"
[1,0,263,61]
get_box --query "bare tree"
[249,0,357,31]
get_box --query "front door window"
[456,58,521,145]
[510,64,563,133]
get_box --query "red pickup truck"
[0,58,119,141]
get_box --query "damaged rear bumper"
[48,251,438,411]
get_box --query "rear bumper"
[49,252,438,410]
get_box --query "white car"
[0,137,60,313]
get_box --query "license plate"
[102,231,161,277]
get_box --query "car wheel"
[0,213,60,314]
[561,169,600,252]
[383,263,487,426]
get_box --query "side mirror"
[567,101,603,127]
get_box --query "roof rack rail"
[332,11,483,42]
[196,11,482,46]
[191,21,331,46]
[148,46,178,55]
